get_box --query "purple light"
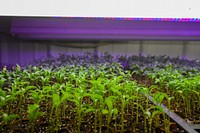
[10,17,200,41]
[16,34,200,41]
[58,16,200,22]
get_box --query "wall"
[186,41,200,59]
[98,41,200,60]
[0,35,94,69]
[0,35,49,69]
[49,45,94,57]
[98,41,141,56]
[1,35,200,69]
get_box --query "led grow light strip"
[63,16,200,22]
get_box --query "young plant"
[112,86,137,132]
[0,87,6,108]
[0,87,17,114]
[89,93,104,133]
[152,92,171,133]
[69,88,88,133]
[30,90,44,104]
[60,88,73,118]
[50,93,63,131]
[102,96,118,133]
[2,113,19,131]
[27,104,44,132]
[145,106,164,133]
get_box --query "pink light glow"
[60,16,200,22]
[10,17,200,41]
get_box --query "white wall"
[49,45,94,57]
[0,35,49,68]
[1,35,200,69]
[143,41,183,57]
[187,41,200,59]
[98,41,141,56]
[0,35,95,68]
[98,41,200,60]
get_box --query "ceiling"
[1,16,200,42]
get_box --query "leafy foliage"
[0,52,199,132]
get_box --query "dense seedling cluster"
[0,52,199,133]
[119,55,200,124]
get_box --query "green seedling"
[102,96,118,133]
[69,89,89,133]
[28,104,44,132]
[1,113,19,131]
[89,94,104,133]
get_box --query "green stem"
[99,112,102,133]
[144,117,147,133]
[77,110,81,133]
[136,97,139,124]
[94,110,97,133]
[107,115,111,133]
[121,104,125,133]
[163,113,170,133]
[31,123,35,133]
[55,107,59,132]
[149,119,152,133]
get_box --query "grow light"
[61,16,200,22]
[10,16,200,41]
